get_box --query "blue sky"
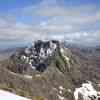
[0,0,99,48]
[0,0,96,11]
[0,0,40,12]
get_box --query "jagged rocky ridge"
[9,40,72,74]
[9,40,61,73]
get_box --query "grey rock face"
[10,40,60,73]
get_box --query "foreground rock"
[74,81,100,100]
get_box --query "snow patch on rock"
[0,90,30,100]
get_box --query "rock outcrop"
[24,40,59,72]
[74,81,100,100]
[8,40,70,74]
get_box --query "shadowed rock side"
[0,40,100,100]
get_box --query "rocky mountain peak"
[10,40,66,73]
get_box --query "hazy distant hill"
[0,48,14,61]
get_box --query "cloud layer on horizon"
[0,0,99,48]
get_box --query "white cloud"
[0,0,99,48]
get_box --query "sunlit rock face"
[74,81,100,100]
